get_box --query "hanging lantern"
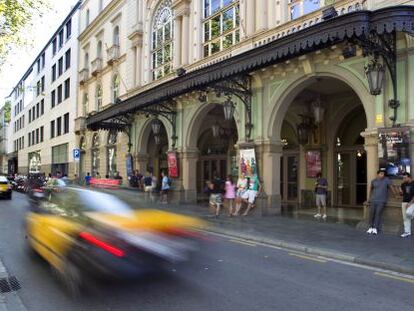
[297,121,310,145]
[154,134,161,145]
[223,98,235,121]
[211,122,221,138]
[365,59,385,96]
[312,96,325,124]
[151,118,162,135]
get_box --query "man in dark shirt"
[209,174,224,217]
[399,173,414,238]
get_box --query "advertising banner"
[378,127,411,177]
[239,149,257,178]
[305,150,321,178]
[167,152,178,178]
[126,154,133,177]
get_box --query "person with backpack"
[160,171,171,204]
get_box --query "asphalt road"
[0,191,413,311]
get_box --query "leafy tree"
[3,100,10,123]
[0,0,50,69]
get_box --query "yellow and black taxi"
[0,176,12,200]
[26,187,205,291]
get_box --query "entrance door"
[280,153,299,203]
[197,156,227,193]
[335,149,367,206]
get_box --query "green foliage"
[3,100,10,123]
[0,0,50,69]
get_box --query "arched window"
[91,133,100,177]
[113,26,120,46]
[151,0,173,80]
[83,93,89,115]
[107,130,117,177]
[203,0,240,57]
[96,83,103,111]
[97,41,102,58]
[112,74,120,103]
[84,52,89,69]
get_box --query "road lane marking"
[288,253,327,263]
[229,239,257,247]
[374,272,414,284]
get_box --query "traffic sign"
[73,149,81,162]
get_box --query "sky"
[0,0,79,105]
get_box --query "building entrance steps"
[94,187,414,275]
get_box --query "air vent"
[0,276,21,293]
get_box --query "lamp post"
[223,97,235,121]
[151,118,162,135]
[211,122,220,138]
[154,134,161,145]
[365,59,385,96]
[312,96,325,124]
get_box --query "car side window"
[39,190,82,217]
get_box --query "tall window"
[203,0,240,57]
[86,9,90,27]
[83,93,89,116]
[84,52,89,69]
[51,90,56,108]
[64,78,70,99]
[151,0,173,80]
[58,29,64,48]
[113,26,120,46]
[288,0,321,20]
[58,57,63,76]
[97,41,103,58]
[96,84,103,111]
[99,0,104,11]
[65,49,71,70]
[107,131,117,178]
[51,120,55,138]
[66,19,72,39]
[57,84,63,104]
[64,113,69,134]
[112,75,120,103]
[57,117,62,136]
[52,65,56,82]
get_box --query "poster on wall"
[126,154,133,177]
[378,127,411,177]
[239,149,257,178]
[305,150,321,178]
[167,152,178,178]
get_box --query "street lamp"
[223,97,235,121]
[211,122,220,138]
[312,96,325,124]
[365,59,385,96]
[297,121,310,145]
[151,118,162,135]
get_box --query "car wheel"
[58,259,83,298]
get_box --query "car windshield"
[76,189,134,217]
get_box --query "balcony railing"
[107,45,120,65]
[91,58,103,76]
[79,69,89,85]
[74,117,86,134]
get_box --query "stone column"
[267,0,277,29]
[128,30,143,87]
[181,12,190,66]
[135,43,142,86]
[260,142,283,215]
[362,130,378,199]
[173,16,182,69]
[245,0,255,37]
[180,149,199,203]
[256,0,267,32]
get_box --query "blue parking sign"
[73,149,81,161]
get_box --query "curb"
[203,226,414,276]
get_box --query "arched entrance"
[334,106,367,206]
[276,77,369,210]
[146,121,169,183]
[195,105,238,199]
[106,130,118,177]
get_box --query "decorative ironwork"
[351,31,399,125]
[199,75,253,140]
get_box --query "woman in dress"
[224,175,236,217]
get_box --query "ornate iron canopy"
[87,6,414,135]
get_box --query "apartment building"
[8,2,81,176]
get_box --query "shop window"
[151,0,173,80]
[203,0,240,58]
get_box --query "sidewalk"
[96,187,414,275]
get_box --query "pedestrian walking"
[367,170,393,235]
[398,173,414,238]
[209,173,224,217]
[242,175,261,216]
[233,173,248,216]
[314,172,328,219]
[143,172,153,200]
[160,171,170,204]
[224,175,236,217]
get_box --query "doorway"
[280,152,299,203]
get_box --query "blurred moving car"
[25,188,205,291]
[0,176,12,200]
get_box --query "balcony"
[107,45,120,65]
[74,117,86,134]
[79,69,89,85]
[91,58,103,76]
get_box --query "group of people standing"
[206,173,261,218]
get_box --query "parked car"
[0,176,12,200]
[25,187,206,294]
